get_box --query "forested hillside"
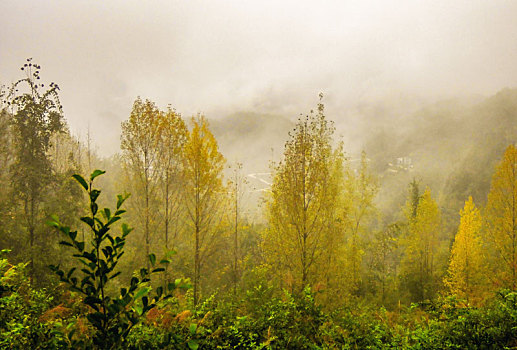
[2,61,517,349]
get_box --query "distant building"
[387,156,413,173]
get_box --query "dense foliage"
[3,59,517,348]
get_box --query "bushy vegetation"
[4,252,517,349]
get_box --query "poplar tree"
[121,98,162,269]
[263,96,343,294]
[157,107,187,258]
[182,115,226,306]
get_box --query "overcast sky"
[2,0,517,154]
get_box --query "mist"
[2,0,517,157]
[5,3,517,346]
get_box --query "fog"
[2,0,517,157]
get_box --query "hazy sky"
[2,0,517,154]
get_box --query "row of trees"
[446,145,517,305]
[2,60,517,312]
[263,95,517,308]
[120,98,229,306]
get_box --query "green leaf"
[107,216,121,226]
[109,271,121,280]
[121,223,132,236]
[59,240,73,247]
[46,219,59,228]
[188,340,199,350]
[90,190,101,204]
[117,193,130,209]
[76,241,85,252]
[90,169,106,181]
[134,286,150,300]
[80,217,95,227]
[72,174,88,191]
[149,253,156,266]
[189,323,198,335]
[67,267,76,279]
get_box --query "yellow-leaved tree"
[400,187,441,302]
[121,98,162,269]
[182,115,227,306]
[445,196,488,305]
[342,151,378,294]
[263,96,344,296]
[157,107,187,252]
[485,144,517,290]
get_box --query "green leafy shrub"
[0,250,67,349]
[48,170,182,349]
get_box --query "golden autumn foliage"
[485,144,517,290]
[182,115,227,305]
[400,188,441,301]
[262,98,344,295]
[121,98,163,267]
[156,107,187,253]
[342,151,378,292]
[445,196,488,305]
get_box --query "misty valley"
[2,59,517,349]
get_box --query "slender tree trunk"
[233,189,238,297]
[194,224,200,306]
[145,182,150,271]
[301,134,308,291]
[194,166,200,307]
[26,196,35,281]
[164,171,170,284]
[510,158,517,290]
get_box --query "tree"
[0,93,15,256]
[400,187,441,302]
[227,162,249,297]
[263,96,343,294]
[6,58,64,280]
[156,107,187,283]
[368,223,400,305]
[485,144,517,290]
[182,115,227,306]
[121,98,162,269]
[445,196,488,305]
[342,151,378,293]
